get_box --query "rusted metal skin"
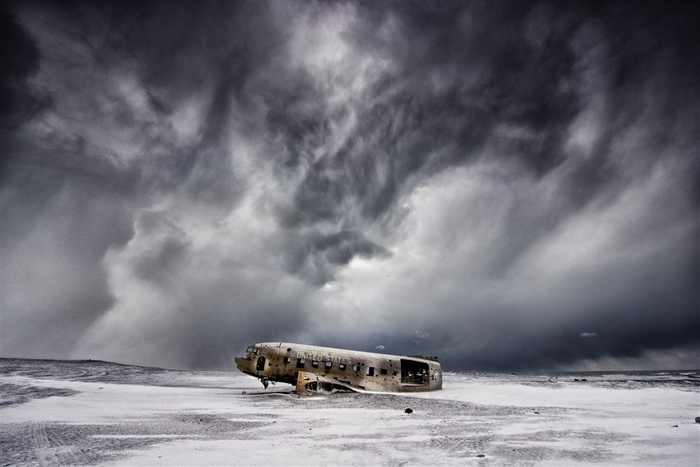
[235,342,442,394]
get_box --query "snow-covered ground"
[1,359,698,466]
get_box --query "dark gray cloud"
[0,6,51,131]
[0,0,697,370]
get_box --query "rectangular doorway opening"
[400,359,428,385]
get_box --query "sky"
[1,0,698,371]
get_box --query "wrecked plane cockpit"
[235,342,442,394]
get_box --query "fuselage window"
[312,360,319,368]
[284,357,291,364]
[352,364,359,372]
[380,368,388,375]
[325,361,332,369]
[366,366,375,377]
[297,358,306,369]
[339,363,346,371]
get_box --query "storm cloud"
[1,0,697,370]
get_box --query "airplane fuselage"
[235,342,442,393]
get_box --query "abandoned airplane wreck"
[235,342,442,394]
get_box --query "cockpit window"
[246,346,259,355]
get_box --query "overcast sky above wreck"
[1,0,698,371]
